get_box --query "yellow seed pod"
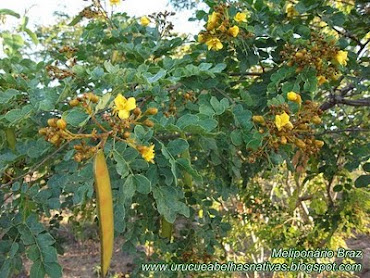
[5,128,16,151]
[160,216,173,240]
[94,150,114,277]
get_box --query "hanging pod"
[93,150,114,277]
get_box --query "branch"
[320,94,370,111]
[332,26,363,47]
[229,72,263,77]
[1,142,69,189]
[316,127,370,136]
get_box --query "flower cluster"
[249,92,324,166]
[198,4,248,51]
[109,0,121,6]
[281,33,348,85]
[39,92,158,164]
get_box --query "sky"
[0,0,203,34]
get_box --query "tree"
[0,0,369,277]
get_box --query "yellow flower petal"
[228,26,239,37]
[275,112,292,131]
[118,110,130,120]
[109,0,121,5]
[140,16,151,27]
[234,12,247,22]
[287,92,301,104]
[125,97,136,111]
[140,145,155,163]
[205,38,223,51]
[114,94,127,110]
[333,50,348,66]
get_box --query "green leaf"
[25,28,39,45]
[0,9,20,18]
[362,163,370,172]
[68,14,83,26]
[133,174,151,194]
[63,108,90,127]
[210,97,225,115]
[176,158,202,182]
[146,69,167,83]
[176,114,199,129]
[0,89,20,104]
[230,130,242,146]
[3,105,33,124]
[121,175,136,201]
[167,139,189,156]
[113,150,130,178]
[95,93,111,111]
[355,175,370,188]
[44,262,62,278]
[232,105,252,130]
[30,260,46,278]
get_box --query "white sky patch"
[0,0,202,35]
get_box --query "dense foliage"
[0,0,369,277]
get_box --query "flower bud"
[252,115,265,124]
[39,128,48,135]
[74,153,83,162]
[314,140,324,148]
[311,116,322,125]
[295,139,306,149]
[69,99,80,107]
[49,134,60,145]
[281,136,287,145]
[144,119,154,128]
[56,119,67,130]
[133,107,141,116]
[47,118,58,127]
[123,131,131,139]
[146,107,158,115]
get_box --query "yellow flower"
[234,12,247,22]
[228,25,239,37]
[114,94,136,119]
[140,16,151,27]
[139,145,155,163]
[285,3,299,18]
[275,112,293,131]
[198,33,206,43]
[287,91,302,104]
[109,0,121,5]
[205,38,223,51]
[207,12,221,30]
[317,75,328,85]
[333,50,348,66]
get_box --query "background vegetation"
[0,0,369,277]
